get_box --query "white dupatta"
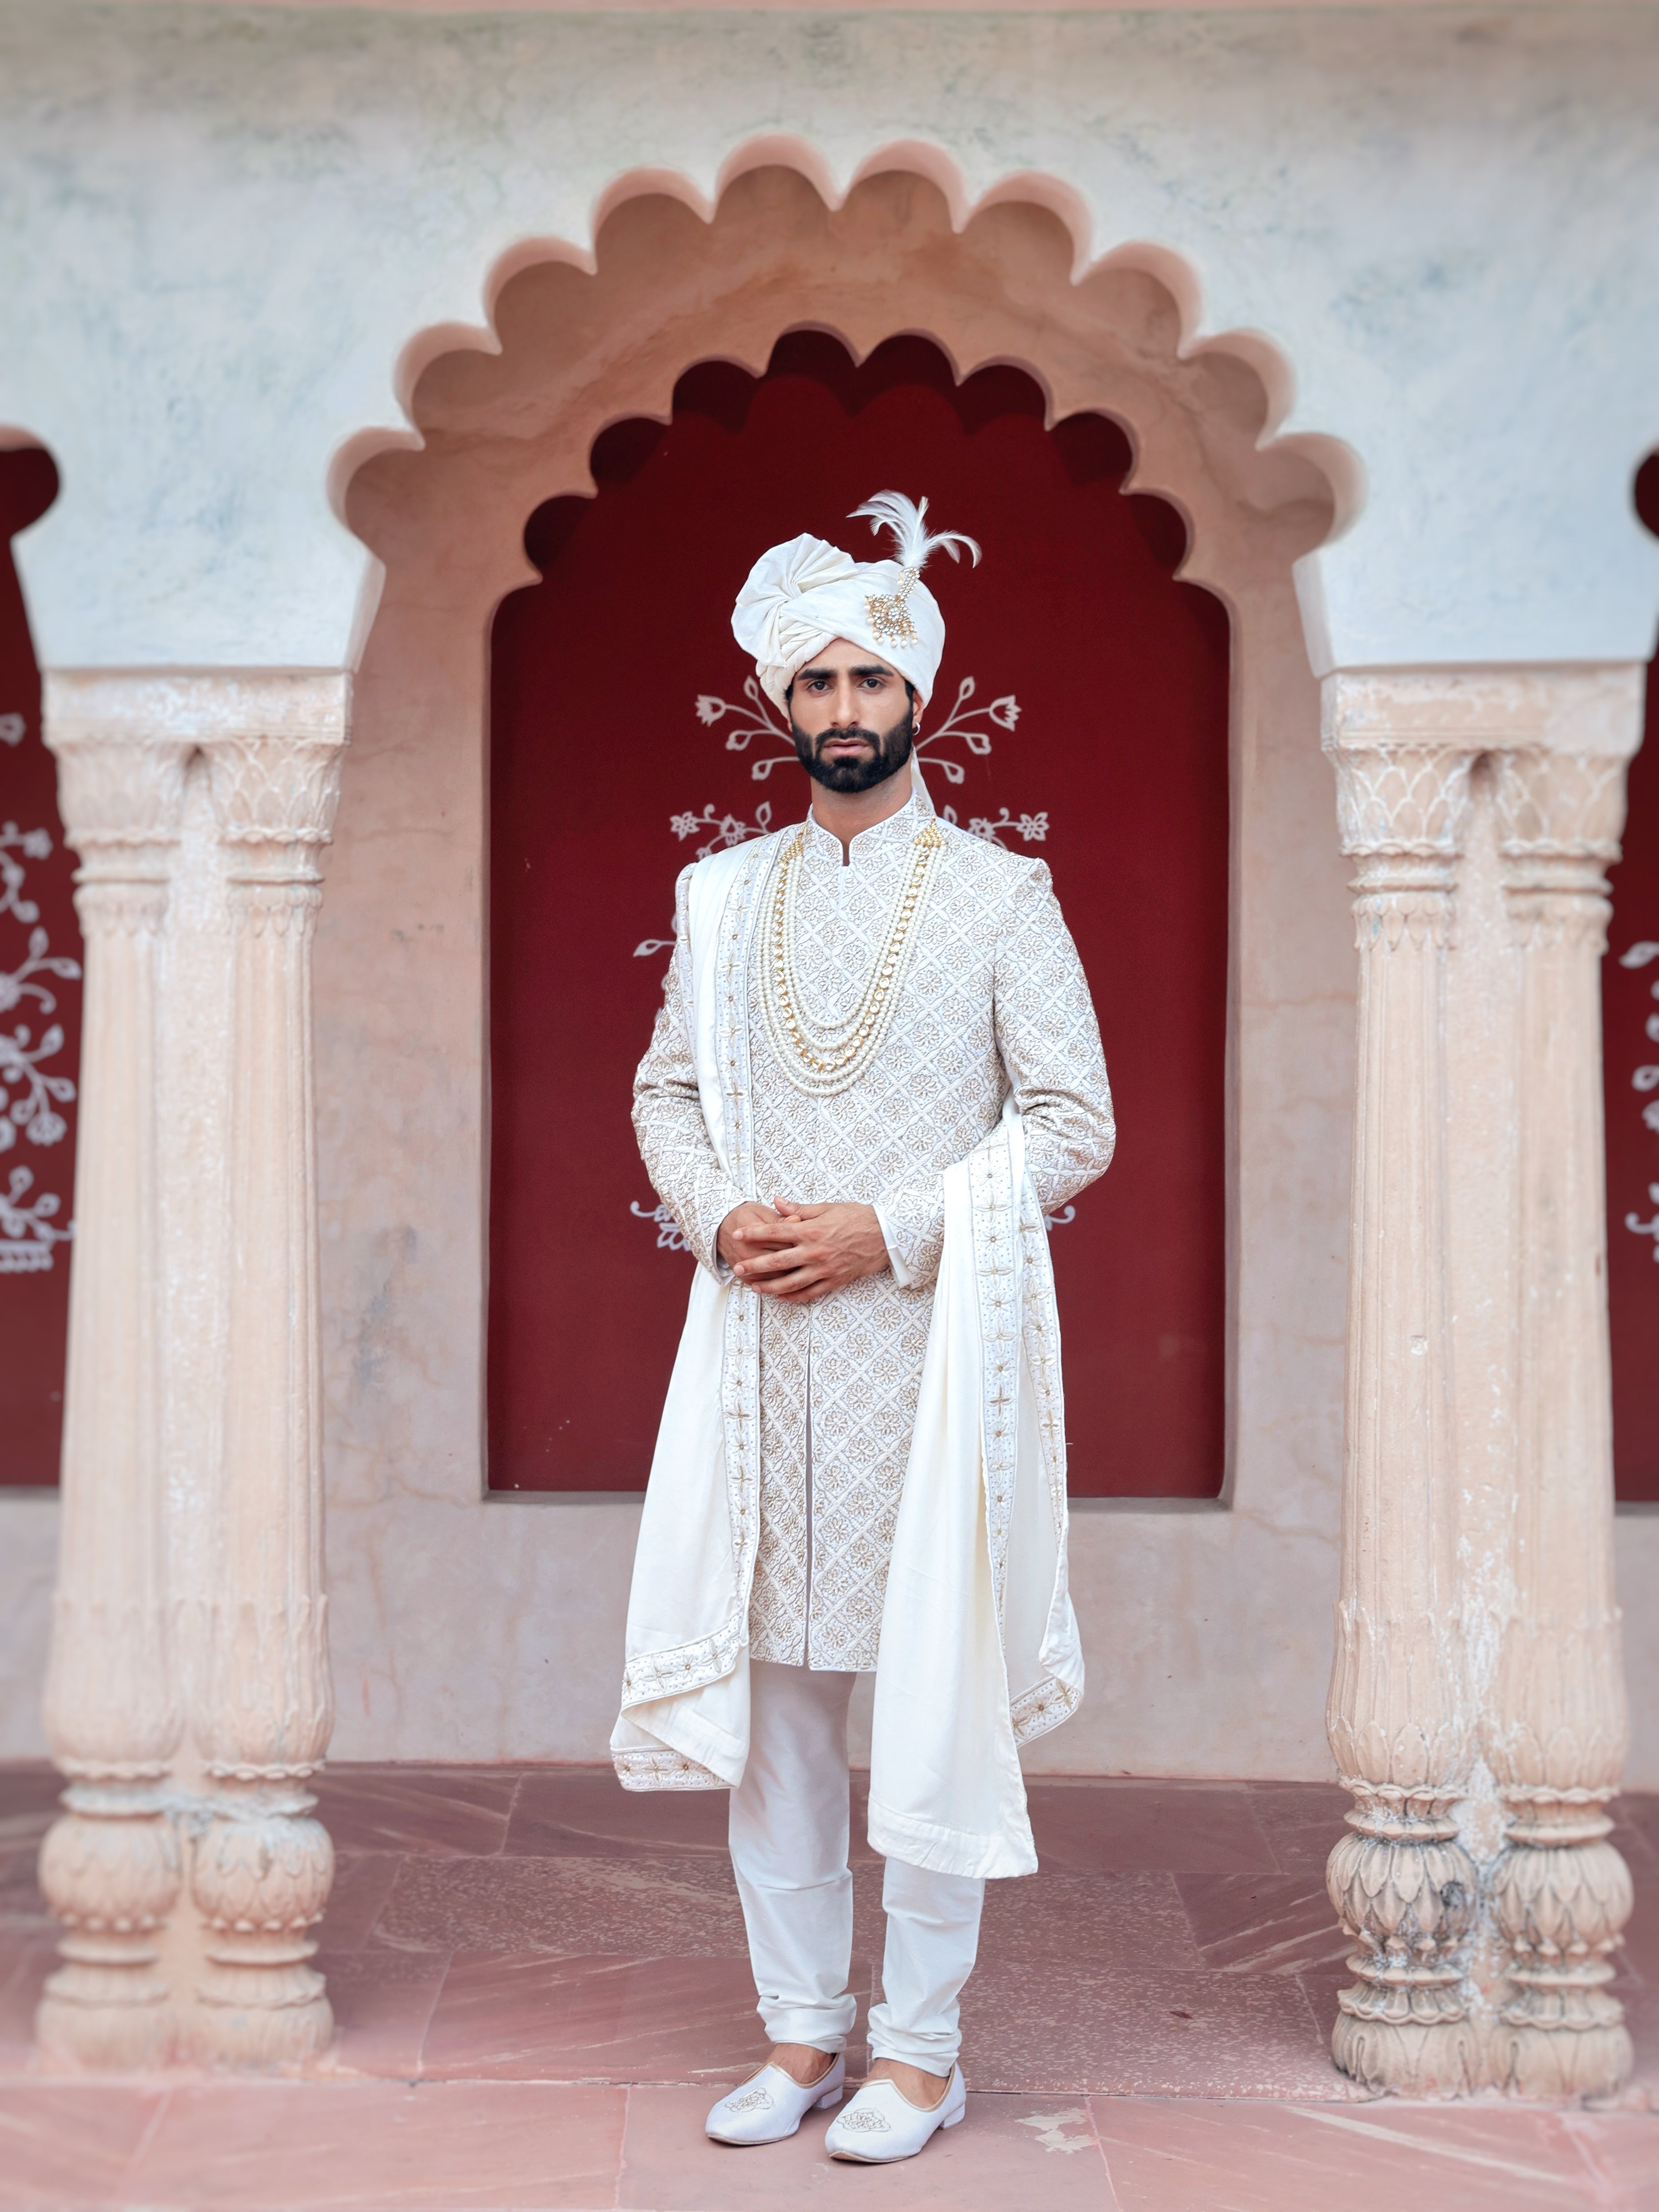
[611,820,1083,1879]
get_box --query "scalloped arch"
[336,147,1362,625]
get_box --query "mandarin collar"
[801,784,929,868]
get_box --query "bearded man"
[613,493,1115,2164]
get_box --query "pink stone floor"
[2,1763,1655,2208]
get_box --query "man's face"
[788,639,919,795]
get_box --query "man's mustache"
[812,726,880,750]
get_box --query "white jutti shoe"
[824,2066,967,2162]
[705,2056,846,2145]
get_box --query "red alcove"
[0,446,77,1488]
[1606,452,1659,1503]
[486,334,1230,1496]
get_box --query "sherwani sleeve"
[632,863,748,1278]
[874,857,1116,1289]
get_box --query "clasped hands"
[716,1197,891,1304]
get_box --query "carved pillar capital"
[1322,681,1479,953]
[43,675,193,939]
[1495,746,1631,953]
[201,697,346,863]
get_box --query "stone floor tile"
[310,1767,521,1858]
[1560,2108,1659,2206]
[1241,1782,1350,1876]
[1174,1872,1350,1975]
[317,1944,454,2079]
[960,1955,1342,2097]
[0,2083,165,2209]
[507,1767,731,1859]
[1094,2098,1612,2212]
[380,1853,749,1956]
[318,1853,404,1953]
[420,1950,869,2085]
[125,2081,626,2210]
[1026,1780,1278,1875]
[979,1871,1204,1972]
[619,2085,1118,2208]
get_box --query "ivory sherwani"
[632,784,1115,1675]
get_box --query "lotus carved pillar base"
[187,1784,334,2065]
[1490,1796,1633,2096]
[34,1784,182,2069]
[1326,1788,1480,2095]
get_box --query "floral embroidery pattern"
[0,818,78,1273]
[1619,940,1659,1261]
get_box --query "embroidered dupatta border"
[613,833,779,1739]
[970,1134,1082,1750]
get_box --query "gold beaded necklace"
[760,818,944,1098]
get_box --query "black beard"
[789,700,917,794]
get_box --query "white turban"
[732,492,980,712]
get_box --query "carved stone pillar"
[1323,664,1644,2100]
[1487,732,1637,2097]
[185,688,346,2065]
[33,671,348,2074]
[1321,693,1480,2096]
[35,695,189,2066]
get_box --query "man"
[613,493,1114,2163]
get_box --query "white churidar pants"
[728,1659,985,2071]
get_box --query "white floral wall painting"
[1620,938,1659,1260]
[0,814,77,1273]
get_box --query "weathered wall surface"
[0,5,1656,671]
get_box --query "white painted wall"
[0,4,1656,674]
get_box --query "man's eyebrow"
[796,663,897,681]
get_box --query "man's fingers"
[746,1257,835,1298]
[732,1220,802,1250]
[735,1242,814,1280]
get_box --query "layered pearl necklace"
[760,816,945,1098]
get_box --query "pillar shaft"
[188,713,345,2064]
[1322,713,1479,2096]
[1488,744,1635,2096]
[36,713,188,2067]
